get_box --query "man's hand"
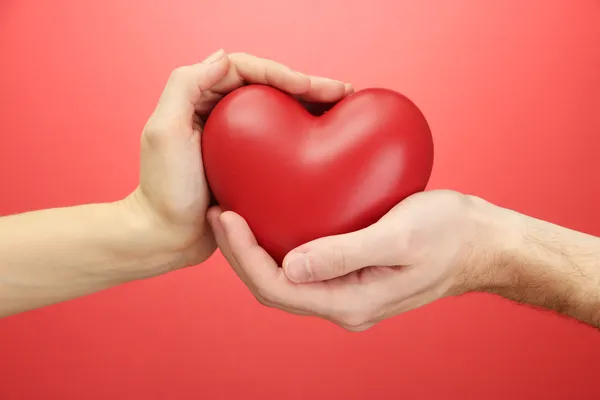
[126,49,354,275]
[207,190,490,330]
[209,190,600,330]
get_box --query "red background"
[1,1,599,399]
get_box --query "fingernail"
[205,49,225,64]
[284,253,311,282]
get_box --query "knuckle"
[169,65,192,81]
[142,118,170,145]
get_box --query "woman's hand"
[128,50,354,274]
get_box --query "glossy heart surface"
[202,85,434,265]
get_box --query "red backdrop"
[1,1,599,399]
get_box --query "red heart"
[202,85,434,265]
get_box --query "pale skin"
[0,50,353,317]
[1,51,599,331]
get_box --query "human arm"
[0,196,199,317]
[209,190,600,330]
[0,50,353,318]
[469,201,600,327]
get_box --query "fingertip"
[202,48,226,64]
[282,251,312,283]
[206,206,223,226]
[344,82,355,95]
[207,205,223,215]
[305,76,347,103]
[190,56,230,93]
[219,210,255,243]
[218,210,236,231]
[209,54,231,73]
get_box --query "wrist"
[454,196,526,295]
[461,197,600,325]
[109,191,212,281]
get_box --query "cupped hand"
[126,49,353,274]
[208,190,516,331]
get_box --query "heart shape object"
[202,85,434,265]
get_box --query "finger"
[211,209,313,316]
[209,206,289,306]
[218,211,284,285]
[218,211,358,316]
[282,220,402,283]
[152,49,230,123]
[344,82,355,96]
[207,206,252,286]
[209,53,352,104]
[207,207,233,260]
[210,206,294,313]
[207,52,310,95]
[296,76,351,103]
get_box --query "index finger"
[218,211,362,317]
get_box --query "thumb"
[283,223,400,283]
[153,49,229,121]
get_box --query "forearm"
[0,197,187,317]
[470,200,600,327]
